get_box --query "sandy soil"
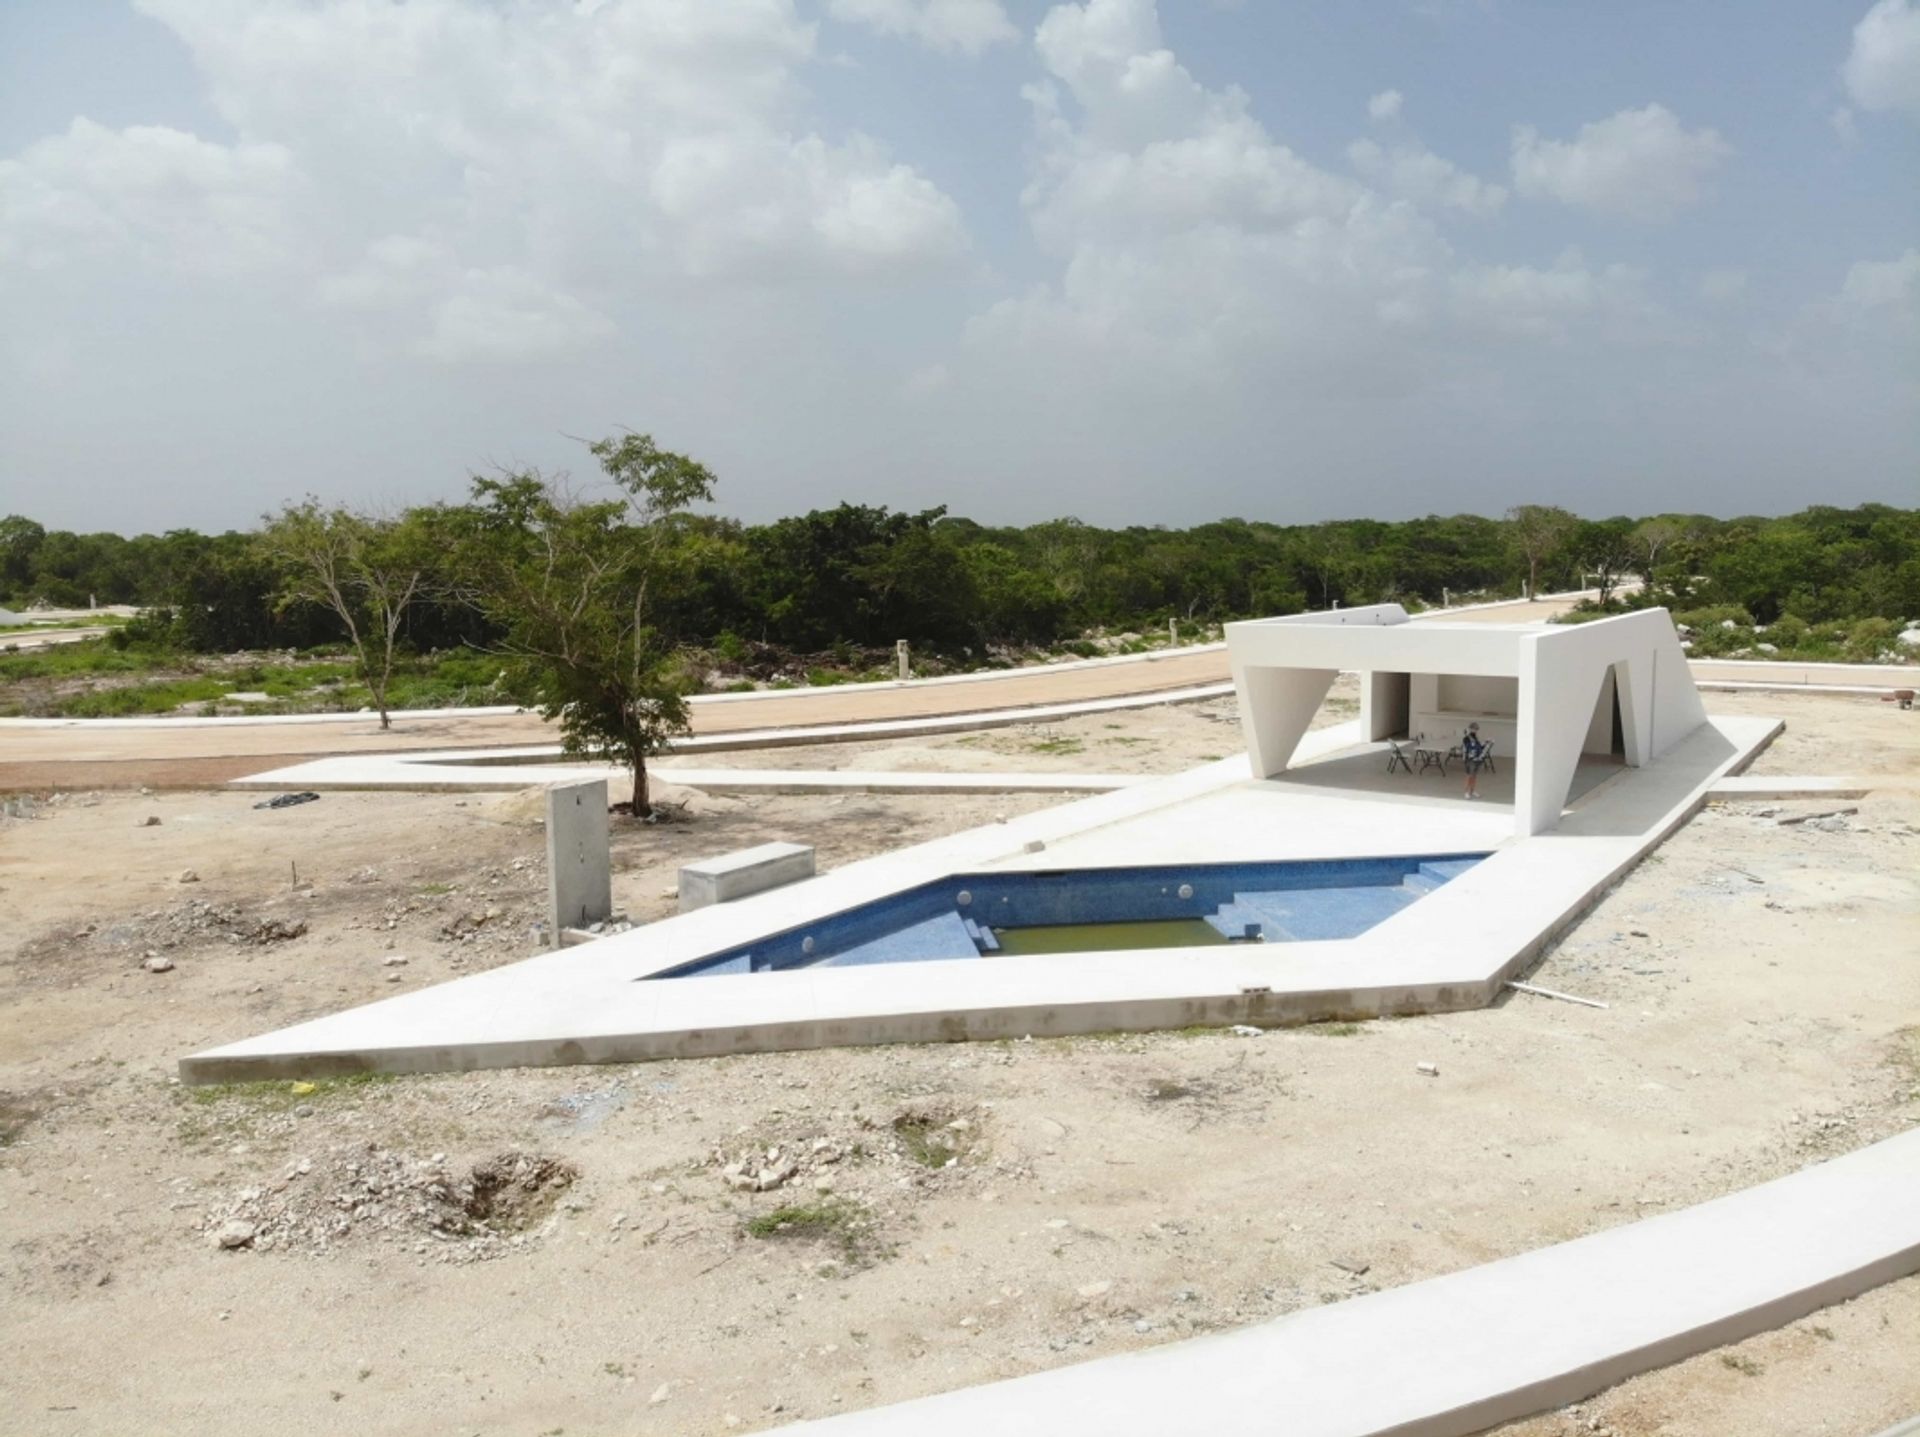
[1,688,1916,1436]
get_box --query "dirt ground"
[1,687,1917,1436]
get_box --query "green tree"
[0,516,46,600]
[1572,517,1636,606]
[1505,504,1577,600]
[457,433,716,817]
[260,501,433,730]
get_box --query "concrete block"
[679,841,815,913]
[546,779,612,938]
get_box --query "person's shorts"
[1464,757,1485,774]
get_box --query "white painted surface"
[679,841,816,912]
[778,1128,1920,1437]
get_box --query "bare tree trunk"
[631,751,650,819]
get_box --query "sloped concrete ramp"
[780,1128,1920,1436]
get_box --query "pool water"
[650,854,1485,980]
[990,918,1228,956]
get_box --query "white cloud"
[1348,137,1506,215]
[1511,103,1730,221]
[1368,89,1404,122]
[1843,0,1920,116]
[1450,252,1651,340]
[957,0,1653,406]
[0,118,296,273]
[828,0,1018,55]
[2,0,970,363]
[417,268,617,363]
[1840,248,1920,309]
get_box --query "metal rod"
[1505,980,1609,1010]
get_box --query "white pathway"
[221,683,1233,792]
[779,1128,1920,1437]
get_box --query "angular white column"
[1232,662,1338,778]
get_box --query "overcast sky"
[1,0,1915,534]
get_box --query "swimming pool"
[649,854,1486,979]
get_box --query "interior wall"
[1363,671,1410,740]
[1436,674,1520,715]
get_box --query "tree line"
[3,449,1915,811]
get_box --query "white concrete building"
[1225,604,1708,836]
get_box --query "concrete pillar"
[1232,662,1339,779]
[546,779,612,938]
[896,639,910,681]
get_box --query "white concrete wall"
[1362,671,1409,741]
[1515,609,1707,837]
[1438,674,1518,714]
[1229,603,1705,837]
[1583,669,1617,756]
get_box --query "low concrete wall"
[679,841,816,913]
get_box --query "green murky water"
[989,918,1229,956]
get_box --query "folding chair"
[1386,739,1414,775]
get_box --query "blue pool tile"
[647,852,1487,979]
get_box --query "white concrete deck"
[179,714,1780,1083]
[1707,774,1872,801]
[778,1127,1920,1437]
[234,759,1145,797]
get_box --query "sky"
[0,0,1915,535]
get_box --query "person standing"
[1462,722,1489,800]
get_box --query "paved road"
[2,591,1905,791]
[1,626,115,651]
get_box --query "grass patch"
[891,1112,968,1168]
[1306,1022,1363,1037]
[0,1093,39,1147]
[1027,736,1084,756]
[181,1071,397,1112]
[1145,1077,1205,1103]
[1718,1352,1764,1377]
[742,1198,882,1269]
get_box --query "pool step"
[1205,900,1285,943]
[1418,858,1479,883]
[960,916,1001,954]
[1210,884,1428,943]
[817,911,981,969]
[1401,871,1441,897]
